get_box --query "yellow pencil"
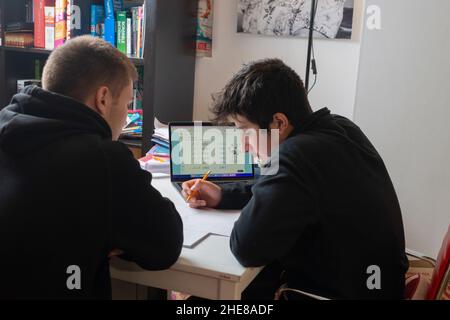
[186,170,212,202]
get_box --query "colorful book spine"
[90,5,105,37]
[44,5,55,50]
[4,32,34,48]
[34,0,46,48]
[117,11,127,53]
[25,0,34,23]
[54,0,67,48]
[104,0,114,17]
[126,17,132,55]
[141,3,146,57]
[66,0,72,40]
[137,6,142,58]
[131,7,138,56]
[104,0,115,46]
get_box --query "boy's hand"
[182,179,222,208]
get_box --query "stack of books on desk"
[148,118,170,157]
[138,153,169,174]
[139,118,170,174]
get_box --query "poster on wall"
[197,0,214,57]
[237,0,355,40]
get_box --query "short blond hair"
[42,35,138,101]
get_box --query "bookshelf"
[0,45,145,65]
[0,0,198,156]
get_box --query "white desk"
[110,175,263,300]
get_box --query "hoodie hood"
[0,86,112,156]
[289,107,380,160]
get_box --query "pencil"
[186,170,212,202]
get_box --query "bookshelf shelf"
[0,46,51,55]
[0,0,197,157]
[0,46,145,66]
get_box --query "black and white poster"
[237,0,355,39]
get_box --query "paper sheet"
[177,205,240,247]
[180,207,240,238]
[183,229,210,248]
[151,171,241,249]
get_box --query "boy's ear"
[271,112,290,132]
[94,86,110,118]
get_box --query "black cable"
[308,73,317,93]
[308,55,318,93]
[305,0,316,91]
[308,0,319,94]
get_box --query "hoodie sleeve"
[230,151,318,268]
[217,182,254,210]
[103,142,183,270]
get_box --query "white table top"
[111,175,260,283]
[112,233,255,282]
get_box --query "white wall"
[192,0,450,258]
[193,0,364,121]
[354,0,450,258]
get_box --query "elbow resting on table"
[136,235,183,270]
[135,221,184,270]
[230,237,266,268]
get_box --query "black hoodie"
[0,86,183,299]
[219,108,409,300]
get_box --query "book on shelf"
[126,17,132,55]
[44,4,55,50]
[4,31,34,48]
[25,0,34,23]
[121,109,143,138]
[137,6,142,57]
[34,0,46,48]
[54,0,67,48]
[104,0,115,46]
[3,0,146,57]
[4,21,34,49]
[90,5,105,37]
[101,0,146,55]
[5,22,34,32]
[141,2,145,56]
[116,11,127,54]
[66,0,72,40]
[131,7,138,56]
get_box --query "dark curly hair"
[211,58,312,129]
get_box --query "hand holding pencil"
[182,171,222,208]
[186,170,211,202]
